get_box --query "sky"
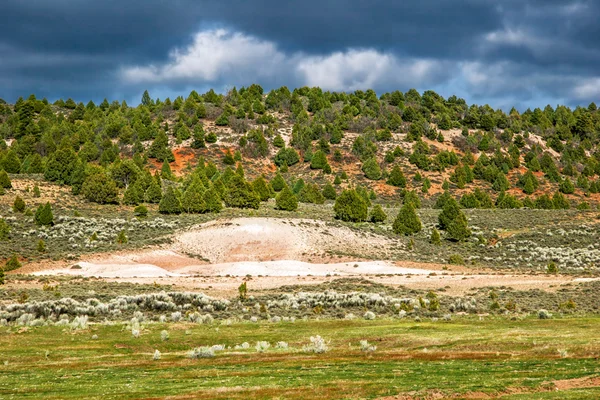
[1,0,600,110]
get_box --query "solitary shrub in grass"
[360,340,377,353]
[35,203,54,226]
[188,347,215,358]
[255,341,271,353]
[439,197,471,241]
[13,196,25,213]
[159,186,182,214]
[334,189,368,222]
[546,262,559,274]
[275,186,298,211]
[448,254,465,265]
[0,218,10,240]
[303,336,328,354]
[430,228,441,245]
[393,203,421,235]
[369,204,387,223]
[134,205,148,217]
[37,239,46,252]
[116,230,128,244]
[538,309,552,319]
[161,330,169,342]
[33,185,41,197]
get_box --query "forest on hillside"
[0,85,599,224]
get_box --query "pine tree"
[446,211,471,241]
[322,183,337,200]
[369,204,387,223]
[559,178,575,194]
[4,254,22,271]
[82,173,119,204]
[116,230,128,244]
[438,197,461,230]
[0,170,12,189]
[33,185,41,197]
[275,185,298,211]
[252,176,274,201]
[37,239,46,252]
[144,179,163,203]
[148,131,175,162]
[13,196,25,213]
[430,228,441,245]
[203,186,223,213]
[181,178,206,213]
[159,186,182,214]
[362,158,382,180]
[0,268,4,285]
[161,161,173,180]
[387,165,407,187]
[34,203,54,226]
[310,150,329,170]
[141,90,152,106]
[333,189,368,222]
[271,172,287,192]
[224,174,260,209]
[393,203,422,235]
[0,218,10,240]
[298,183,325,204]
[122,181,144,205]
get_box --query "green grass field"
[2,317,600,399]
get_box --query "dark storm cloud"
[1,0,599,108]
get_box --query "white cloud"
[121,28,447,91]
[572,78,600,100]
[121,29,286,83]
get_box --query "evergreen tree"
[161,161,173,180]
[191,125,206,149]
[224,174,260,209]
[44,147,78,184]
[369,204,387,223]
[275,185,298,211]
[387,165,407,187]
[0,218,10,240]
[271,172,287,192]
[13,196,25,213]
[33,185,41,197]
[203,186,223,213]
[552,191,570,209]
[181,178,206,213]
[144,179,163,203]
[559,178,575,194]
[252,176,274,201]
[0,267,4,285]
[393,203,422,235]
[298,183,325,204]
[141,90,152,106]
[34,203,54,226]
[333,189,368,222]
[159,186,182,214]
[122,181,144,205]
[148,131,175,162]
[82,173,120,204]
[446,211,471,241]
[322,183,337,200]
[430,228,441,245]
[310,150,329,170]
[362,157,382,180]
[3,254,21,271]
[438,197,461,230]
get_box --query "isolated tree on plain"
[439,197,471,241]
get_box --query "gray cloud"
[0,0,599,109]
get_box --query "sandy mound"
[33,261,183,278]
[173,218,398,263]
